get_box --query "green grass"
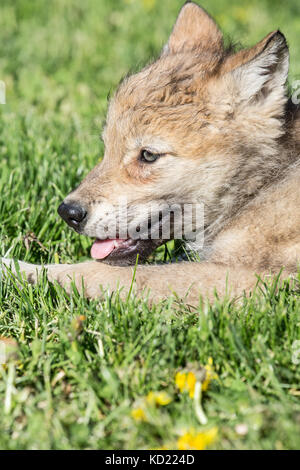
[1,0,300,450]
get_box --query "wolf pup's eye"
[140,149,160,163]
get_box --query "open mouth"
[91,238,137,260]
[90,238,164,266]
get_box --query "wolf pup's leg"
[1,258,281,305]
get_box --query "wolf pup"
[2,2,300,305]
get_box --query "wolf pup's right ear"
[163,2,223,55]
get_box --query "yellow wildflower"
[202,357,218,392]
[146,391,172,406]
[187,372,197,398]
[176,359,218,395]
[131,407,147,422]
[131,390,171,422]
[175,371,197,397]
[175,371,186,393]
[177,427,218,451]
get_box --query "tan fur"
[2,2,300,306]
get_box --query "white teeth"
[113,239,130,249]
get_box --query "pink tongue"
[91,239,117,260]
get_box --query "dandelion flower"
[175,371,187,393]
[187,372,197,398]
[175,371,197,397]
[177,427,218,450]
[146,391,172,406]
[131,407,147,422]
[202,357,218,392]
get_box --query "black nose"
[58,202,87,230]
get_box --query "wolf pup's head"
[58,2,289,265]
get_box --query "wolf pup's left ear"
[223,31,289,104]
[163,2,223,55]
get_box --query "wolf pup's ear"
[163,2,223,55]
[223,31,289,103]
